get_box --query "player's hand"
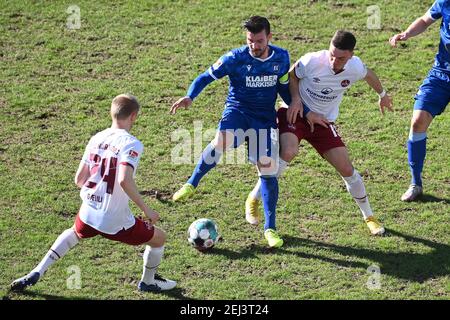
[144,209,160,225]
[170,96,193,115]
[389,32,409,47]
[379,94,393,115]
[287,99,303,124]
[305,111,330,133]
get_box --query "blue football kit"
[408,0,450,188]
[414,0,450,116]
[184,44,291,231]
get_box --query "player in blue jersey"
[390,0,450,201]
[170,16,323,247]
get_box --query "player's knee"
[212,132,234,151]
[148,227,166,247]
[411,118,426,133]
[280,147,298,162]
[411,113,432,133]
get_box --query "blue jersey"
[428,0,450,72]
[208,45,290,121]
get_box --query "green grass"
[1,0,449,300]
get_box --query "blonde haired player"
[11,94,176,293]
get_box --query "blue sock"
[260,176,278,231]
[407,132,427,187]
[187,143,222,188]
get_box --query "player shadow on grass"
[281,229,450,282]
[417,193,450,204]
[4,286,194,301]
[4,290,93,300]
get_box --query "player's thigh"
[322,146,354,177]
[145,226,166,248]
[280,132,300,162]
[254,126,279,176]
[216,108,249,151]
[413,69,450,127]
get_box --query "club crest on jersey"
[321,87,333,95]
[313,77,321,83]
[212,59,223,70]
[273,64,279,72]
[341,79,350,87]
[128,150,139,159]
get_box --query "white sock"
[141,246,164,285]
[250,159,289,200]
[31,228,79,276]
[342,170,373,219]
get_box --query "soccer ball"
[188,218,220,251]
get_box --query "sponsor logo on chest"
[246,75,278,87]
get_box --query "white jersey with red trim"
[78,128,143,234]
[295,50,368,122]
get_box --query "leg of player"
[401,110,433,202]
[10,227,80,291]
[257,156,284,248]
[322,147,385,236]
[172,130,232,201]
[138,227,176,292]
[246,132,298,225]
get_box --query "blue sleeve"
[428,0,443,20]
[277,52,291,105]
[208,51,235,80]
[186,71,215,100]
[277,81,291,105]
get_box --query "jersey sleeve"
[208,51,235,80]
[279,51,291,85]
[294,54,310,79]
[427,0,443,20]
[119,140,144,171]
[352,56,368,80]
[81,137,95,165]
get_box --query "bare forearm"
[404,15,433,38]
[120,178,150,214]
[364,69,384,95]
[289,71,301,102]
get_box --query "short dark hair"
[331,30,356,51]
[243,16,270,35]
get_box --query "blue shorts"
[414,68,450,117]
[218,107,278,164]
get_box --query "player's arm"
[170,71,216,114]
[389,13,435,47]
[286,64,306,123]
[74,161,90,188]
[364,68,393,115]
[117,164,160,224]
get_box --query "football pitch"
[0,0,449,300]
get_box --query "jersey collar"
[248,46,274,62]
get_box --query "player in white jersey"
[246,31,393,236]
[10,94,176,293]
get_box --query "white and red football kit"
[279,50,368,154]
[75,128,153,245]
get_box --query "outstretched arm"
[364,68,393,115]
[170,71,215,114]
[117,164,160,224]
[389,14,435,47]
